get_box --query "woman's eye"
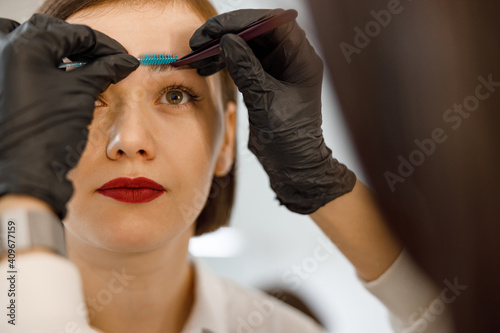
[159,90,191,105]
[95,99,105,107]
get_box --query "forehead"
[66,2,205,59]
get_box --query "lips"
[97,177,166,203]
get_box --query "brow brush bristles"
[58,54,179,69]
[138,54,178,65]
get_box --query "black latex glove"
[189,8,356,214]
[0,14,140,220]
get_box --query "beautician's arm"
[0,195,56,261]
[0,195,53,213]
[189,10,401,282]
[189,9,454,332]
[309,180,401,282]
[0,195,105,333]
[309,182,455,333]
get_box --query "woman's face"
[64,2,236,253]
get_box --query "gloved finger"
[190,55,226,76]
[190,8,321,85]
[189,55,222,71]
[189,9,281,50]
[220,34,275,110]
[67,29,133,60]
[266,25,324,86]
[69,53,140,93]
[197,60,226,76]
[0,18,20,34]
[9,14,129,65]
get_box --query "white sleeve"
[0,252,103,333]
[357,249,455,333]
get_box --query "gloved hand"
[0,14,140,220]
[189,9,356,214]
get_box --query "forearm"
[0,195,58,261]
[0,196,98,332]
[0,194,54,212]
[309,179,403,281]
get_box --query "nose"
[106,106,157,161]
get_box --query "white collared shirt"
[182,250,454,333]
[181,256,326,333]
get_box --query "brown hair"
[37,0,238,236]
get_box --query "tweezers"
[171,9,298,67]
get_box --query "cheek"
[65,109,112,193]
[166,106,224,220]
[63,116,113,246]
[63,101,225,251]
[164,76,225,188]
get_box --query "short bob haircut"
[37,0,238,237]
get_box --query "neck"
[65,227,195,333]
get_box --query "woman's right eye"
[159,90,191,106]
[95,99,105,107]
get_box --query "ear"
[214,101,237,177]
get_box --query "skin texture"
[309,180,402,282]
[60,3,236,332]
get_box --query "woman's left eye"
[159,90,191,105]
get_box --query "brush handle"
[172,9,298,67]
[58,57,141,69]
[59,54,177,69]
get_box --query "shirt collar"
[181,255,228,333]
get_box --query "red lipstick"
[97,177,166,203]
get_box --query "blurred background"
[0,1,392,332]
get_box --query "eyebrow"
[146,63,193,73]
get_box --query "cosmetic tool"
[59,54,179,69]
[59,9,298,69]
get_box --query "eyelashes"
[94,83,203,109]
[95,98,105,107]
[157,83,203,108]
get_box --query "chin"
[66,212,183,254]
[65,195,197,252]
[97,237,166,254]
[93,215,183,252]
